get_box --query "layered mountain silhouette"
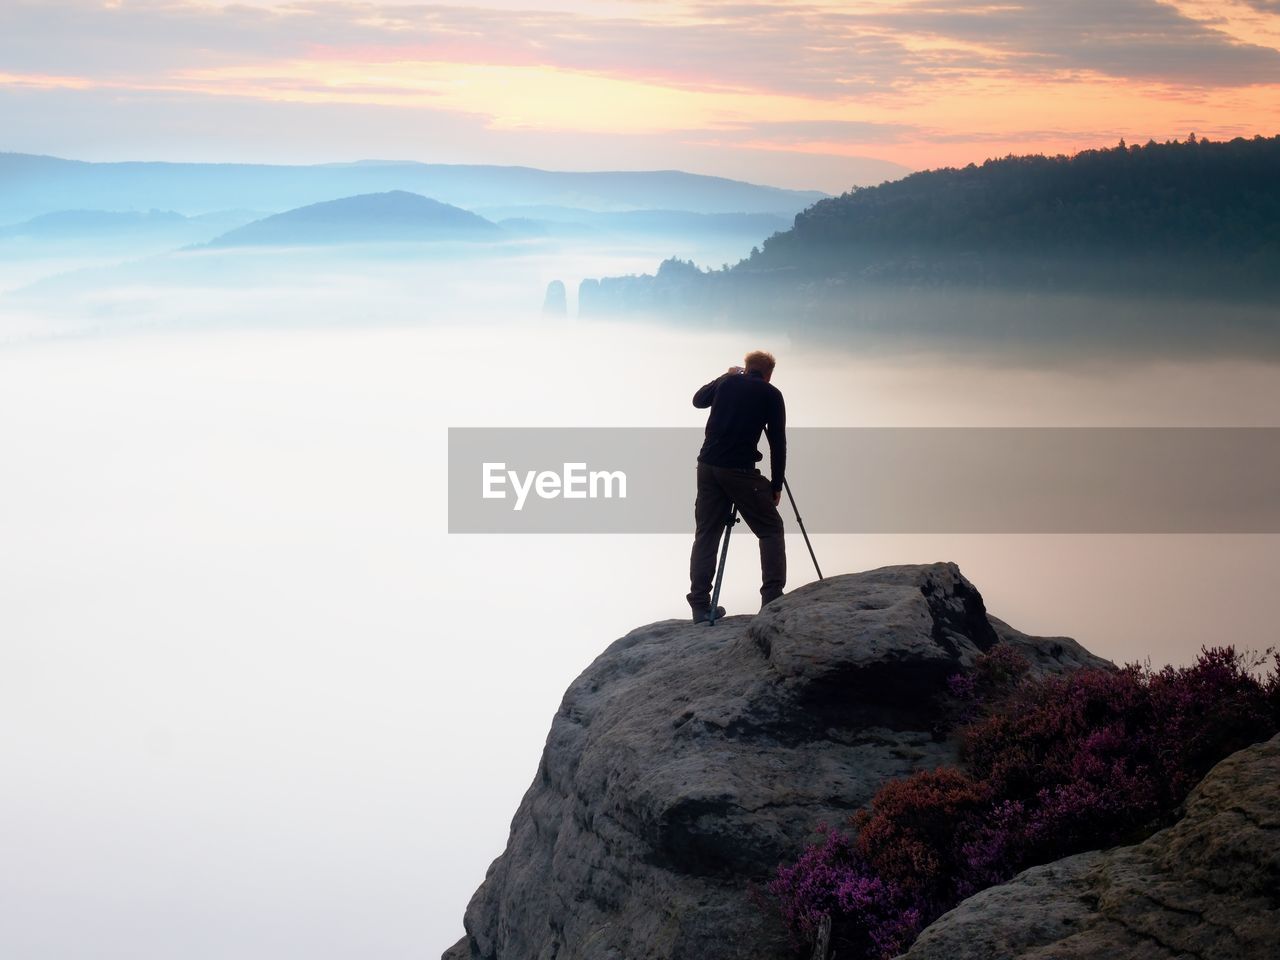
[743,134,1280,283]
[580,135,1280,318]
[497,209,789,240]
[205,191,503,247]
[0,208,258,245]
[0,209,186,237]
[0,154,830,223]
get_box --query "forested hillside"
[580,136,1280,328]
[743,134,1279,288]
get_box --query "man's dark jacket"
[693,369,786,492]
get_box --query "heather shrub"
[768,645,1279,960]
[852,768,995,907]
[944,644,1029,726]
[962,645,1276,854]
[1145,647,1276,800]
[960,663,1163,857]
[971,643,1031,689]
[766,826,922,959]
[1268,651,1280,721]
[961,664,1150,797]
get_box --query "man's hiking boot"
[760,590,784,610]
[691,605,726,624]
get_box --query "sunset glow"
[3,0,1279,189]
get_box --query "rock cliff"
[443,562,1109,960]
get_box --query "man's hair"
[744,350,776,375]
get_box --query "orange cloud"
[170,58,879,133]
[3,0,1280,178]
[0,70,95,90]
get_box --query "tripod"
[707,479,823,625]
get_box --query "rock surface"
[542,279,567,317]
[896,733,1280,960]
[444,562,1110,960]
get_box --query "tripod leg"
[783,479,823,581]
[708,506,738,624]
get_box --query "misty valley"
[4,137,1278,363]
[3,136,1279,960]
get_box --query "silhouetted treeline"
[581,136,1280,326]
[748,134,1280,287]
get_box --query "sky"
[3,0,1280,191]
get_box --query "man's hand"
[727,365,745,375]
[772,489,781,507]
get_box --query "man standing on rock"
[686,350,786,623]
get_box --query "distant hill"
[581,135,1280,322]
[744,134,1280,284]
[0,208,262,258]
[0,209,187,237]
[0,154,830,223]
[496,209,789,242]
[205,191,502,247]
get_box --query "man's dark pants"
[687,461,786,611]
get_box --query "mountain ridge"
[0,153,830,222]
[203,191,502,247]
[578,135,1280,327]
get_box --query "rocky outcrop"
[578,257,716,319]
[896,733,1280,960]
[443,562,1110,960]
[542,280,567,317]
